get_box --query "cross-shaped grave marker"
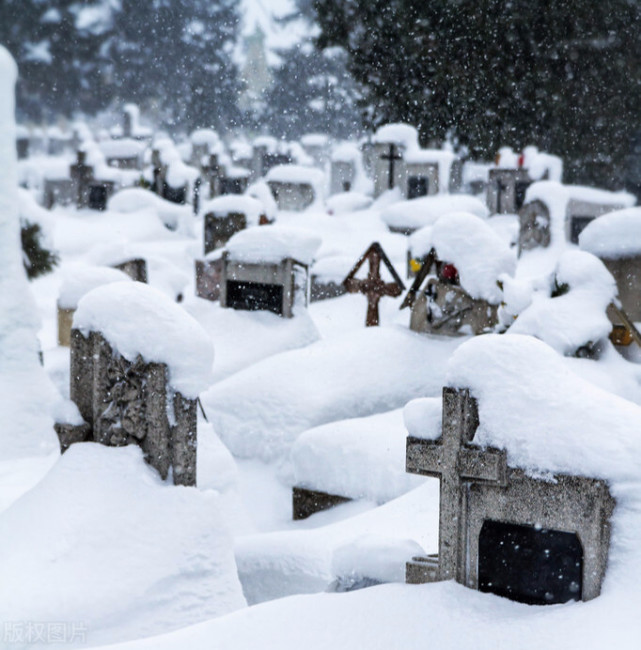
[343,242,405,327]
[406,387,507,581]
[380,143,403,190]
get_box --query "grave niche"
[405,387,615,604]
[478,520,583,605]
[56,330,197,486]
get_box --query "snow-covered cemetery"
[2,1,641,649]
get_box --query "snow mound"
[108,187,192,231]
[266,164,325,187]
[74,282,213,397]
[415,212,516,303]
[446,333,641,482]
[325,191,372,214]
[199,194,266,224]
[381,194,488,231]
[58,264,132,309]
[0,444,246,645]
[508,251,616,355]
[291,409,425,503]
[225,224,321,265]
[579,207,641,259]
[202,327,463,462]
[372,123,419,149]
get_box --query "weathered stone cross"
[343,242,405,327]
[406,387,507,581]
[380,143,402,190]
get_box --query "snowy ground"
[3,143,641,650]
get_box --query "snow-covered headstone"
[220,226,320,318]
[579,208,641,322]
[196,195,269,302]
[518,181,635,253]
[486,167,532,215]
[266,164,324,211]
[402,213,515,336]
[406,336,618,604]
[57,282,213,486]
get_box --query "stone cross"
[380,143,402,190]
[406,387,507,581]
[343,242,405,327]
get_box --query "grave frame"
[219,252,309,318]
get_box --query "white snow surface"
[0,444,246,646]
[508,251,617,354]
[381,194,489,231]
[265,163,325,187]
[224,224,321,265]
[199,195,266,224]
[446,333,641,481]
[291,409,425,503]
[579,207,641,259]
[372,123,419,149]
[74,282,213,397]
[414,213,516,303]
[202,327,464,462]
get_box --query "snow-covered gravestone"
[56,282,213,486]
[330,143,358,195]
[486,167,532,215]
[69,149,115,210]
[220,226,320,318]
[371,124,416,197]
[518,181,635,253]
[196,195,269,301]
[579,208,641,322]
[405,335,619,605]
[266,164,324,211]
[402,213,515,336]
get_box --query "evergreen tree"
[261,40,361,140]
[109,0,241,132]
[20,221,58,280]
[313,0,641,186]
[0,1,114,120]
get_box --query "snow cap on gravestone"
[224,225,321,266]
[73,281,213,398]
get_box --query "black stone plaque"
[226,280,283,315]
[408,176,429,199]
[478,520,583,605]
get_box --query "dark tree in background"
[313,0,641,187]
[0,0,241,132]
[109,0,241,132]
[261,40,361,140]
[0,0,113,121]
